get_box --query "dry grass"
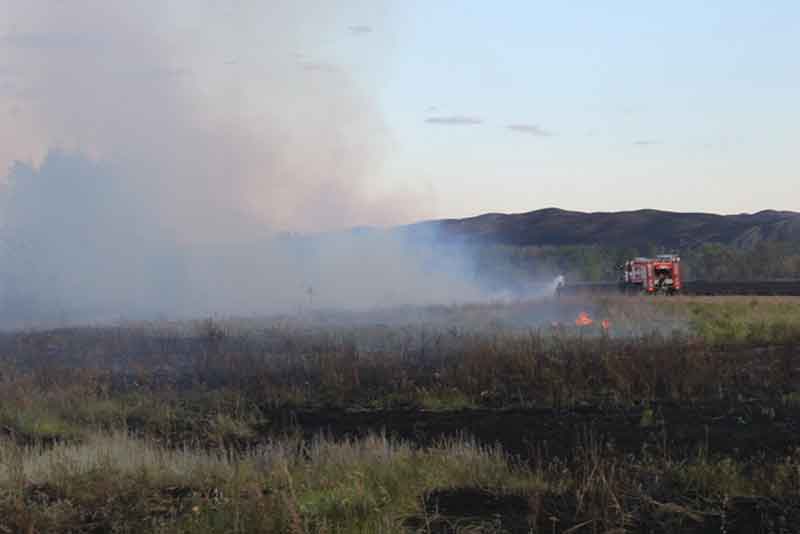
[0,296,799,531]
[2,429,799,532]
[0,430,542,533]
[0,297,799,416]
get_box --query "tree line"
[468,240,800,287]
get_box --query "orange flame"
[575,311,593,326]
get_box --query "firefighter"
[655,272,666,290]
[554,274,565,298]
[655,270,672,292]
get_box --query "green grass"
[4,429,797,533]
[663,296,800,345]
[0,403,84,443]
[1,298,800,531]
[585,295,800,345]
[0,431,543,533]
[414,387,477,411]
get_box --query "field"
[2,296,800,533]
[561,280,800,297]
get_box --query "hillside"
[409,208,800,250]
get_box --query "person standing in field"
[554,274,565,298]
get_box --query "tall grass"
[0,297,799,531]
[1,297,799,421]
[0,431,540,533]
[2,430,799,532]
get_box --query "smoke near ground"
[0,1,491,326]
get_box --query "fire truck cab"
[619,254,682,295]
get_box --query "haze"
[3,2,799,221]
[0,1,797,323]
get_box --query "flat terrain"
[562,280,800,296]
[1,296,800,533]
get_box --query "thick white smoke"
[0,1,483,325]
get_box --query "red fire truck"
[619,254,683,295]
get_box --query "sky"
[1,1,799,225]
[0,0,797,322]
[380,1,799,218]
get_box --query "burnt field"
[2,297,800,533]
[562,280,800,296]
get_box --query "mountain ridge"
[403,208,800,250]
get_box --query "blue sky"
[369,1,799,217]
[2,1,798,224]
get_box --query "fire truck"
[618,254,682,295]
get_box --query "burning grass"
[0,296,799,531]
[0,297,799,425]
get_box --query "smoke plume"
[0,1,483,325]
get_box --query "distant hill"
[407,208,800,251]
